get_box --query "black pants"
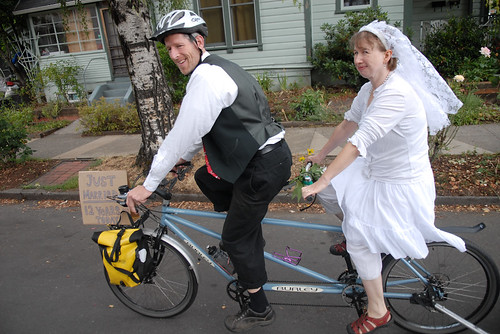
[195,141,292,289]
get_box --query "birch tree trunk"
[107,0,173,170]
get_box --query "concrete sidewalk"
[0,119,498,203]
[27,119,500,159]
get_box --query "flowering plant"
[480,46,491,58]
[290,149,325,202]
[458,47,499,84]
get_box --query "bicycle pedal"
[329,241,347,256]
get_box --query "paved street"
[1,202,499,333]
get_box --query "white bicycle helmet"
[151,10,208,42]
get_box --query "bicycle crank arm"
[441,223,486,234]
[433,303,489,334]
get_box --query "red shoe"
[330,240,347,256]
[346,310,391,334]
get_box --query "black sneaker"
[224,304,275,332]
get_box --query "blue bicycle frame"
[160,206,419,301]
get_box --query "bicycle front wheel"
[382,240,499,334]
[107,236,198,318]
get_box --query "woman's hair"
[350,31,398,71]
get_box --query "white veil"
[360,21,463,135]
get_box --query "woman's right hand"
[301,176,330,201]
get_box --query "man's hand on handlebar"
[125,160,192,213]
[126,185,152,214]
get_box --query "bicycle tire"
[106,236,198,318]
[382,240,499,334]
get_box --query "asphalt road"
[1,202,499,334]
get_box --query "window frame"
[193,0,263,53]
[30,4,104,57]
[336,0,378,14]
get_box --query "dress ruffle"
[332,158,466,259]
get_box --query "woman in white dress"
[301,21,466,334]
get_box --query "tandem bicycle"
[99,165,499,334]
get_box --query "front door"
[101,9,128,77]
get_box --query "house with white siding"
[12,0,488,101]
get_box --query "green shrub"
[458,55,499,83]
[78,98,140,134]
[157,43,189,104]
[451,92,499,125]
[0,105,34,162]
[255,72,273,91]
[277,73,289,91]
[423,16,485,78]
[447,79,500,125]
[41,101,63,119]
[311,6,393,89]
[39,60,84,103]
[291,89,325,121]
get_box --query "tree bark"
[107,0,173,171]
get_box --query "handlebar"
[305,161,312,172]
[109,162,193,207]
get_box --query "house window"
[337,0,376,13]
[32,5,103,56]
[195,0,262,52]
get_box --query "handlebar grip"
[118,185,129,195]
[154,188,172,200]
[305,161,312,172]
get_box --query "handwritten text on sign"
[79,170,128,225]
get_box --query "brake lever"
[107,194,127,207]
[175,162,193,181]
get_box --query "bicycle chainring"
[226,280,249,307]
[337,270,359,284]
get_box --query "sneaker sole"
[224,311,276,332]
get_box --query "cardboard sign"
[79,170,129,225]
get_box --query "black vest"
[201,55,283,183]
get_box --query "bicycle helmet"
[151,10,208,42]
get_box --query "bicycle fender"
[142,228,201,283]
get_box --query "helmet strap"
[184,33,204,76]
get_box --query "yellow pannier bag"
[92,228,150,287]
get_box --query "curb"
[1,188,498,206]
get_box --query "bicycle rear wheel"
[106,236,198,318]
[382,240,499,334]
